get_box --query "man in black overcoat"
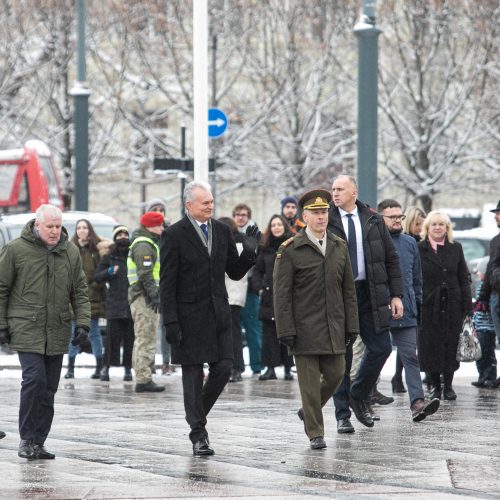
[160,181,259,456]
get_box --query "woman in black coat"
[95,226,135,381]
[253,214,294,381]
[418,211,472,401]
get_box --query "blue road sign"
[208,108,228,138]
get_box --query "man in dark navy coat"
[160,181,259,456]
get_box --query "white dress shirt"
[338,206,366,280]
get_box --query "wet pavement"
[0,352,499,499]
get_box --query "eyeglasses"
[383,215,406,221]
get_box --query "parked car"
[453,227,497,300]
[0,211,119,248]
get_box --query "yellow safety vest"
[127,236,160,286]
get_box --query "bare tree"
[378,0,499,211]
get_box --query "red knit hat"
[140,211,164,228]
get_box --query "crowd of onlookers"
[0,180,498,457]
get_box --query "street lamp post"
[70,0,91,211]
[354,0,381,208]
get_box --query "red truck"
[0,140,64,214]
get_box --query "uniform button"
[443,268,447,272]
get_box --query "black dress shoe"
[284,371,294,380]
[0,431,5,439]
[471,380,486,388]
[484,378,500,388]
[310,436,327,449]
[259,368,277,381]
[443,387,457,400]
[349,396,374,427]
[100,367,110,382]
[135,381,166,393]
[32,444,55,459]
[411,398,440,422]
[18,439,35,459]
[391,376,407,393]
[337,418,355,434]
[371,389,394,405]
[193,437,214,456]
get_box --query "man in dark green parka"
[0,204,90,460]
[274,189,359,450]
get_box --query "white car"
[453,227,497,299]
[0,210,119,245]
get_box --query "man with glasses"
[378,199,440,421]
[232,204,263,376]
[327,175,403,432]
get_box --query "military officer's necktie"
[200,223,209,240]
[346,214,358,279]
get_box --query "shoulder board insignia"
[276,237,295,259]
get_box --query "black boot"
[284,367,294,380]
[124,367,133,381]
[391,375,407,393]
[64,356,75,379]
[259,367,277,381]
[429,372,442,400]
[100,366,110,381]
[391,353,406,393]
[91,357,103,379]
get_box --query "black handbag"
[456,316,482,362]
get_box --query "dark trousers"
[104,317,135,368]
[18,352,63,444]
[230,305,245,373]
[261,319,294,369]
[333,281,392,418]
[182,358,232,443]
[475,330,497,382]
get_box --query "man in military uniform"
[273,189,359,450]
[128,211,165,393]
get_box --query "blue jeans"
[333,281,392,419]
[68,319,103,358]
[18,352,63,444]
[240,292,262,373]
[390,327,424,405]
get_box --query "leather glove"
[149,296,161,314]
[279,336,295,348]
[242,225,261,253]
[473,301,489,313]
[0,328,10,345]
[165,322,181,346]
[71,326,89,347]
[345,333,357,349]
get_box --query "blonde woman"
[404,207,426,242]
[417,211,472,401]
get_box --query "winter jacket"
[77,242,107,318]
[0,219,90,355]
[328,200,403,333]
[418,238,472,373]
[273,230,359,355]
[95,240,131,320]
[389,232,423,329]
[253,233,292,321]
[128,227,161,306]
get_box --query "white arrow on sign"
[208,118,225,127]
